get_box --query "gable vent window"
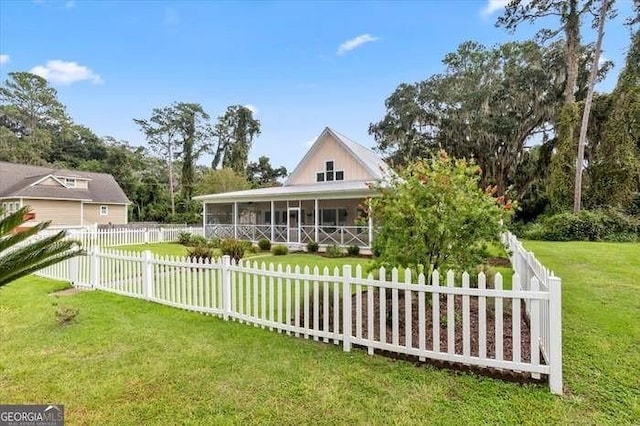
[316,161,345,182]
[64,178,76,188]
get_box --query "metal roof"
[194,180,376,203]
[194,127,394,204]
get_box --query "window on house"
[320,208,349,228]
[265,211,288,225]
[322,209,336,225]
[100,205,108,216]
[64,178,76,188]
[316,161,344,183]
[338,208,348,224]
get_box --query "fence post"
[342,264,352,352]
[221,255,232,320]
[142,250,154,300]
[548,276,563,395]
[144,229,150,244]
[90,246,100,289]
[159,227,164,243]
[69,248,79,286]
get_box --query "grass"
[523,240,640,422]
[112,242,190,257]
[2,241,635,423]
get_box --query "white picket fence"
[503,232,563,394]
[33,226,203,248]
[36,232,563,394]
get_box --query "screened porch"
[203,198,373,248]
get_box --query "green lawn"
[523,240,640,421]
[1,241,637,423]
[112,242,190,257]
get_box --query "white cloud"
[30,60,103,85]
[337,34,378,56]
[481,0,510,17]
[0,54,9,65]
[65,0,75,8]
[244,104,258,115]
[305,139,315,148]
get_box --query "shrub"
[520,208,639,242]
[207,237,221,249]
[177,231,192,245]
[369,152,508,273]
[258,238,271,251]
[220,239,247,263]
[271,245,289,256]
[187,245,215,261]
[307,241,319,253]
[247,244,260,254]
[347,245,360,256]
[325,244,344,258]
[189,234,207,247]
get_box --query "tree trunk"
[574,0,609,213]
[168,145,176,216]
[564,0,580,104]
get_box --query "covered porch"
[203,198,373,248]
[194,181,378,250]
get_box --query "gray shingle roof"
[0,161,130,204]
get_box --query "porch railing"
[205,224,371,248]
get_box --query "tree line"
[0,74,286,223]
[1,0,638,226]
[370,0,639,221]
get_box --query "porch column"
[286,201,290,244]
[368,211,373,248]
[233,202,238,239]
[314,199,319,243]
[201,202,206,236]
[270,201,275,242]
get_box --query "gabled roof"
[0,161,130,204]
[286,127,394,185]
[195,127,394,203]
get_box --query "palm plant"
[0,206,82,287]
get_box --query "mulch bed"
[300,288,543,383]
[50,287,87,297]
[487,256,512,268]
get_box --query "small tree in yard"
[0,207,82,287]
[370,152,509,277]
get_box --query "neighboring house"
[194,127,394,249]
[0,161,130,228]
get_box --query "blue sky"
[0,0,636,171]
